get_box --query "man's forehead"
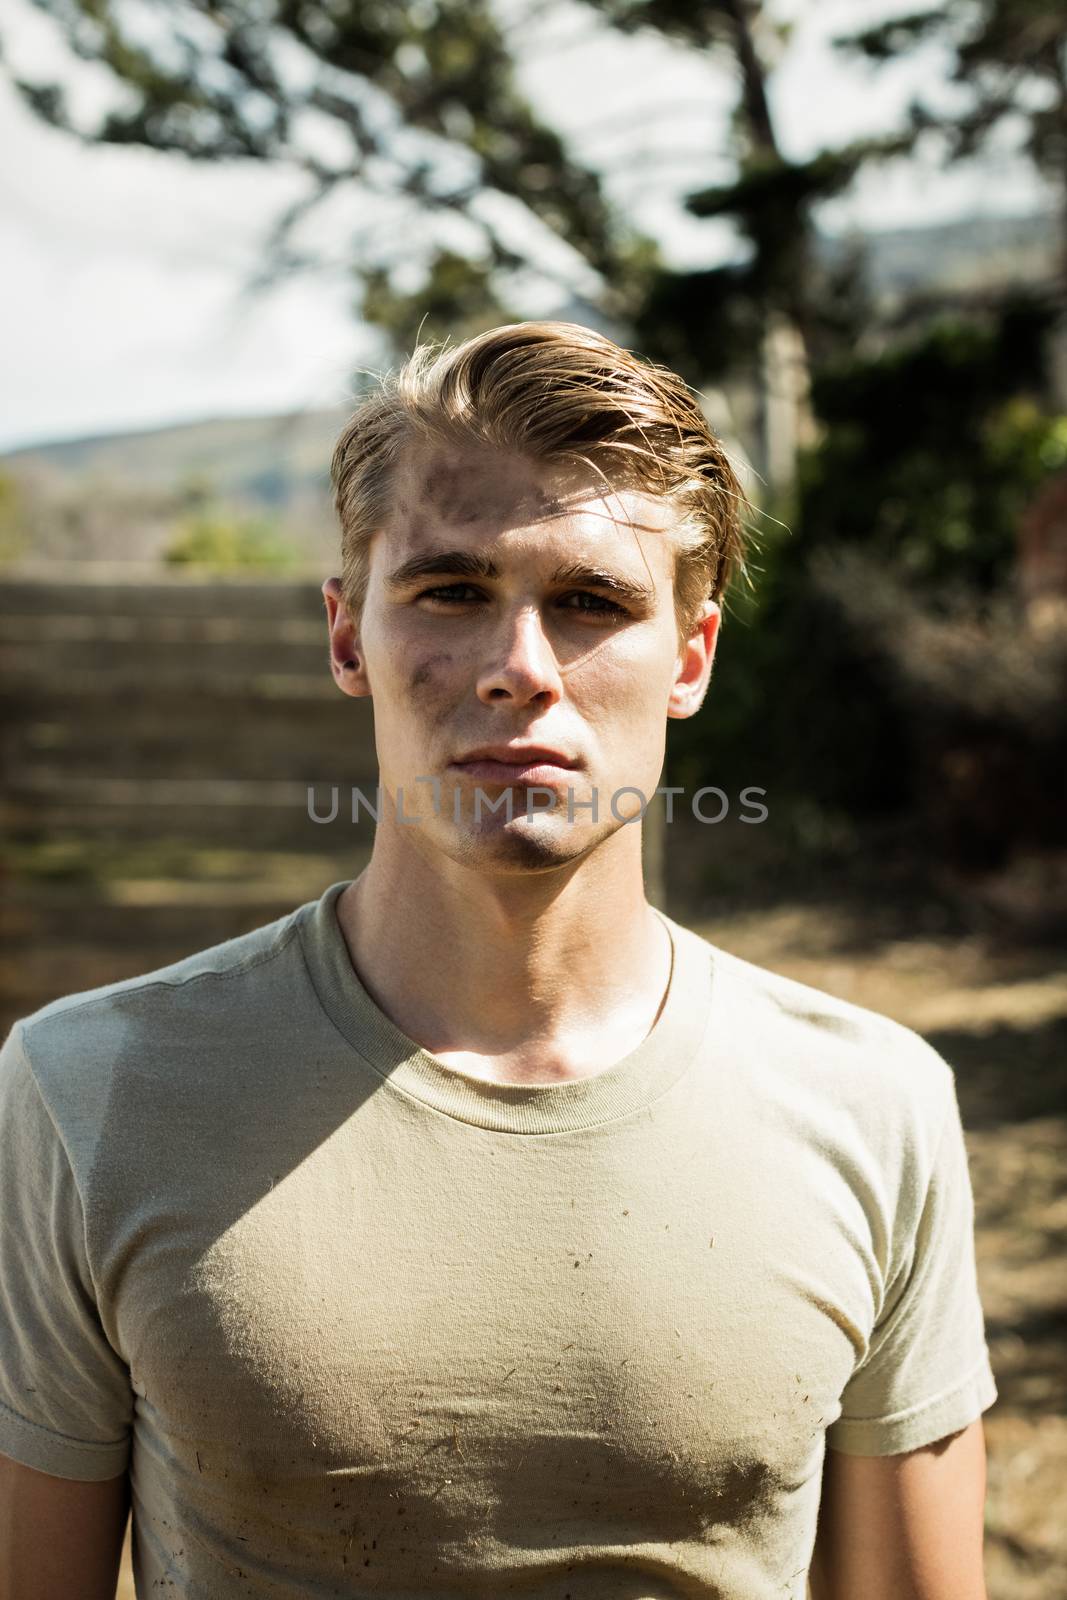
[390,442,564,529]
[386,440,675,545]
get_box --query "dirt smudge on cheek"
[410,653,453,692]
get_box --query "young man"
[0,322,996,1599]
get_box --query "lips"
[449,745,580,789]
[453,745,578,769]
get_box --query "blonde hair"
[330,320,750,638]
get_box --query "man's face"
[325,440,718,873]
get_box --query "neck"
[334,819,670,1083]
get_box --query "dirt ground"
[13,839,1062,1600]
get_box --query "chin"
[442,815,599,875]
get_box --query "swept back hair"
[330,320,751,639]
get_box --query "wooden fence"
[0,574,379,1035]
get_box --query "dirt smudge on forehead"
[402,446,571,530]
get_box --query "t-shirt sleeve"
[0,1022,133,1479]
[826,1068,997,1457]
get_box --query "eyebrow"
[385,548,656,607]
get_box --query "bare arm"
[809,1419,989,1600]
[0,1452,129,1600]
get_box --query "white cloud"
[0,70,376,450]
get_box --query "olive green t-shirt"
[0,880,996,1598]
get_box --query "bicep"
[809,1419,989,1600]
[0,1452,129,1600]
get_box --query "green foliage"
[359,250,518,356]
[0,471,29,565]
[634,264,763,388]
[667,502,915,819]
[684,139,905,320]
[669,297,1066,826]
[164,509,300,573]
[796,300,1058,590]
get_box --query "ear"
[667,600,721,720]
[322,576,372,699]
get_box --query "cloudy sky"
[0,0,1051,453]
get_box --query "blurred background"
[0,2,1065,1596]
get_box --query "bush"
[667,300,1066,846]
[0,472,28,565]
[667,499,915,822]
[810,548,1067,868]
[797,301,1059,592]
[164,508,301,573]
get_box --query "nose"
[475,605,564,709]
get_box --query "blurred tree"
[0,472,29,565]
[796,296,1059,591]
[835,0,1067,285]
[669,294,1065,834]
[0,0,654,352]
[573,0,910,484]
[2,0,900,489]
[808,545,1067,870]
[580,4,879,358]
[359,248,518,351]
[164,506,301,572]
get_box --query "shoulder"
[6,897,314,1144]
[682,924,956,1164]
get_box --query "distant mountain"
[818,208,1059,301]
[1,404,352,508]
[0,406,354,569]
